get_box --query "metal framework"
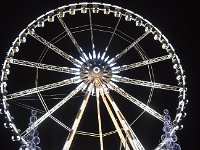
[0,2,187,150]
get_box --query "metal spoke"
[105,15,122,53]
[108,82,164,122]
[96,88,104,150]
[21,82,87,137]
[112,54,172,73]
[102,130,117,137]
[63,83,93,150]
[89,8,95,51]
[37,92,71,131]
[6,76,81,100]
[112,75,181,91]
[29,32,82,67]
[107,31,150,66]
[76,130,100,137]
[100,88,130,150]
[104,92,145,150]
[11,58,80,75]
[37,92,48,112]
[12,100,71,131]
[57,16,86,60]
[49,114,71,131]
[10,101,44,114]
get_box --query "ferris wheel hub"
[89,66,103,78]
[80,56,113,87]
[93,67,100,73]
[0,3,187,149]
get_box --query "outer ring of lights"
[0,2,187,149]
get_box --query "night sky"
[0,0,197,150]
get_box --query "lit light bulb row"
[79,50,115,67]
[0,2,188,146]
[5,2,180,59]
[77,50,115,95]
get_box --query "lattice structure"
[0,2,188,150]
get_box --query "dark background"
[0,0,198,149]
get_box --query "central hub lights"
[89,66,103,78]
[88,59,104,78]
[93,67,100,73]
[80,51,113,85]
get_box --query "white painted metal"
[100,88,130,150]
[96,88,104,150]
[0,2,187,150]
[105,92,145,150]
[108,82,164,122]
[63,83,93,150]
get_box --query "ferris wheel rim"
[0,2,187,150]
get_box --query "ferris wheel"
[0,2,188,150]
